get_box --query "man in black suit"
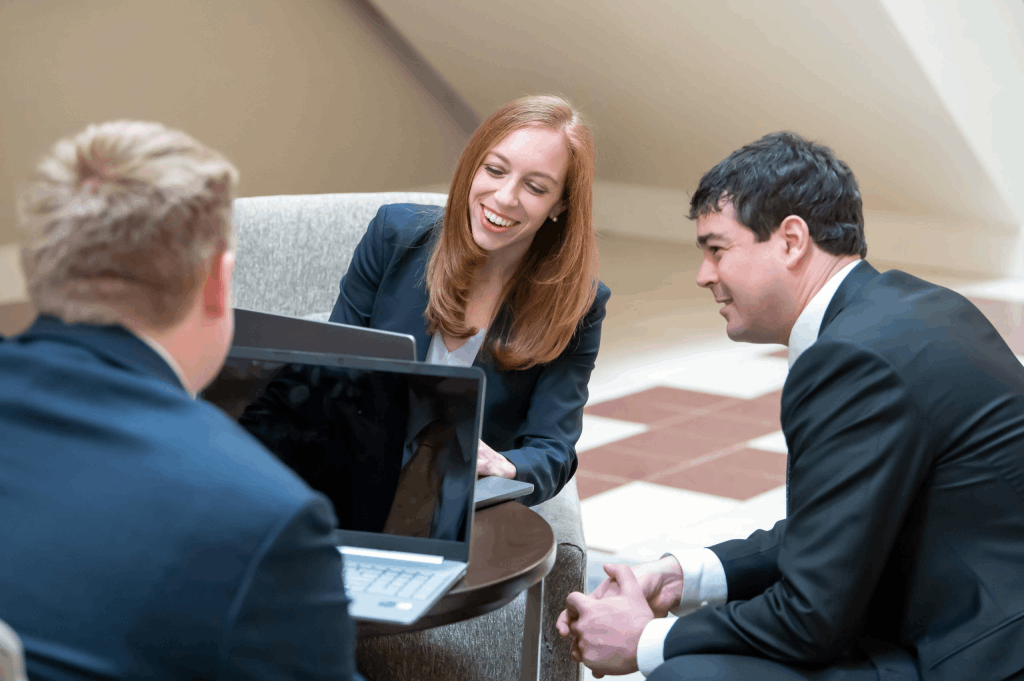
[557,132,1024,680]
[0,121,363,680]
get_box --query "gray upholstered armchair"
[232,192,586,681]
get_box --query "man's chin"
[725,326,748,342]
[726,325,777,344]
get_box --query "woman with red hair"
[329,95,609,505]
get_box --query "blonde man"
[0,121,362,681]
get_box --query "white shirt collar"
[132,330,195,398]
[787,260,862,368]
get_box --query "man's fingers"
[565,590,593,616]
[591,576,620,599]
[555,609,573,637]
[603,562,644,599]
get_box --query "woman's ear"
[550,199,566,223]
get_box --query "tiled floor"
[580,234,1024,571]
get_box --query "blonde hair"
[17,120,239,328]
[425,95,598,371]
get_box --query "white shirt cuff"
[664,548,727,616]
[636,616,677,677]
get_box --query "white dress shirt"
[635,259,862,676]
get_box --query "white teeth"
[483,208,516,227]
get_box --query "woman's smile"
[480,205,520,232]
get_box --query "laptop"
[474,476,534,510]
[202,345,484,625]
[232,307,417,360]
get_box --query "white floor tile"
[590,340,790,404]
[745,430,788,454]
[658,354,789,399]
[610,486,787,562]
[578,414,649,453]
[581,482,739,554]
[589,338,738,404]
[957,279,1024,303]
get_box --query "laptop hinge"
[338,546,444,564]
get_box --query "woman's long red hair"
[425,95,598,371]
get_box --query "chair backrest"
[0,619,27,681]
[231,192,448,319]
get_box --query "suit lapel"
[782,260,880,510]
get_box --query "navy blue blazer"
[329,203,610,505]
[0,317,362,681]
[661,262,1024,680]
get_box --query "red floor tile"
[716,448,788,477]
[716,390,783,426]
[661,412,781,444]
[610,426,739,461]
[579,443,684,480]
[650,449,788,500]
[575,471,629,500]
[585,387,744,424]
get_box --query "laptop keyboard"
[344,561,452,600]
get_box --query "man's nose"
[696,258,716,288]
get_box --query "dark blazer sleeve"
[708,518,786,602]
[501,282,610,506]
[329,206,390,328]
[221,493,364,681]
[662,339,935,665]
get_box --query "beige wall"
[372,0,1024,276]
[0,0,467,249]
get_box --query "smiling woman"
[328,94,610,505]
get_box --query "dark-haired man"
[558,132,1024,680]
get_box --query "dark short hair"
[689,132,867,258]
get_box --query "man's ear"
[778,215,811,269]
[201,250,235,320]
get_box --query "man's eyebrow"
[696,232,727,247]
[485,151,559,185]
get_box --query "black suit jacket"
[0,318,362,681]
[663,262,1024,681]
[329,203,611,505]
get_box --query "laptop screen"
[202,347,482,558]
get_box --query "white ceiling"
[373,0,1018,225]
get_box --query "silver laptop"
[202,346,484,625]
[232,307,417,360]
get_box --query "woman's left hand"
[477,440,517,479]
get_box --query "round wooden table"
[357,500,556,681]
[357,499,556,636]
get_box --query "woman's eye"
[485,165,503,177]
[526,183,547,195]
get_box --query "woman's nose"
[493,178,517,207]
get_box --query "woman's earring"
[551,215,559,222]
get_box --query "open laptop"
[232,307,417,360]
[202,345,484,625]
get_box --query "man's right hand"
[556,555,685,638]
